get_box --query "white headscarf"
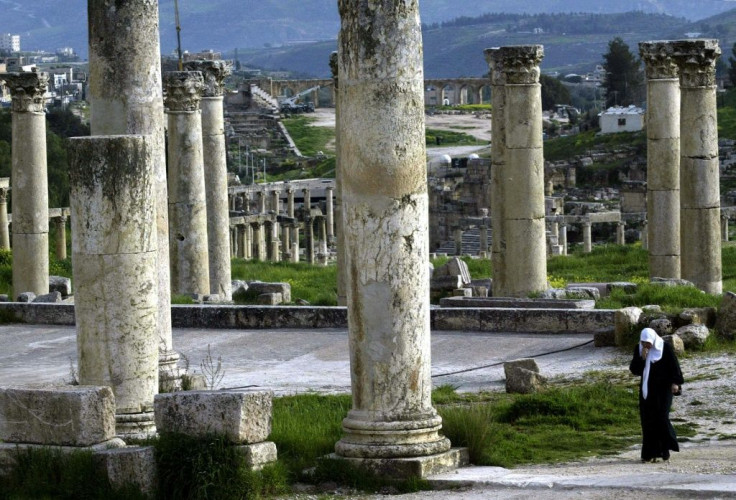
[639,327,664,400]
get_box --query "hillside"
[7,0,736,59]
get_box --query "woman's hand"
[641,346,650,359]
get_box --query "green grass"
[426,128,486,147]
[543,129,646,162]
[281,116,335,157]
[718,106,736,140]
[231,259,337,305]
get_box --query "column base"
[159,350,182,392]
[116,411,156,441]
[326,447,468,479]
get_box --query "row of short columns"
[640,39,722,293]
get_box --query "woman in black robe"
[629,327,684,462]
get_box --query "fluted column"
[185,60,232,300]
[164,71,210,296]
[673,40,722,294]
[640,41,681,279]
[500,45,547,297]
[3,71,49,296]
[270,221,281,263]
[335,0,454,470]
[0,183,10,250]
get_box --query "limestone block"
[471,286,488,298]
[716,291,736,339]
[94,446,157,495]
[247,281,291,303]
[49,275,72,298]
[16,292,35,303]
[649,317,674,336]
[236,441,278,470]
[650,277,695,288]
[154,391,272,444]
[641,305,663,313]
[452,288,472,298]
[503,358,539,377]
[678,307,717,328]
[0,295,8,302]
[674,324,710,349]
[257,292,283,305]
[607,282,638,294]
[33,291,62,303]
[231,280,248,295]
[565,286,601,300]
[430,275,463,291]
[504,359,546,394]
[437,257,472,285]
[662,334,685,356]
[614,307,643,346]
[0,386,116,446]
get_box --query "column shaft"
[55,216,67,260]
[0,187,8,250]
[583,221,592,253]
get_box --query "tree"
[601,37,643,108]
[540,74,571,111]
[729,43,736,88]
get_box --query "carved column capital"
[639,41,679,80]
[483,48,505,86]
[671,39,720,88]
[499,45,544,85]
[1,71,49,113]
[183,60,231,97]
[163,71,205,111]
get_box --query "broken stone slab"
[567,282,608,297]
[674,324,710,349]
[607,282,638,294]
[49,275,72,298]
[650,277,696,288]
[662,334,685,356]
[247,281,291,303]
[504,359,546,394]
[16,292,35,303]
[434,257,472,285]
[614,307,642,346]
[32,291,62,303]
[715,291,736,340]
[431,275,463,291]
[154,391,272,444]
[231,280,248,295]
[439,297,595,309]
[236,441,278,470]
[540,288,568,299]
[257,292,283,305]
[565,286,601,300]
[94,446,157,496]
[0,385,117,446]
[677,308,716,328]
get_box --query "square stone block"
[94,446,157,495]
[0,385,116,446]
[326,447,468,479]
[236,441,278,470]
[154,391,272,444]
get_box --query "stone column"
[164,71,210,296]
[306,217,315,264]
[500,46,547,297]
[281,223,291,261]
[271,189,280,213]
[639,41,681,279]
[0,183,10,250]
[270,222,281,262]
[287,188,295,216]
[69,135,159,439]
[453,228,463,255]
[332,52,348,306]
[88,0,177,391]
[583,220,592,253]
[246,224,253,260]
[641,221,649,250]
[236,225,245,259]
[54,216,67,260]
[184,60,232,301]
[253,222,266,261]
[722,215,729,242]
[230,226,238,258]
[674,40,722,294]
[559,224,568,255]
[325,186,335,242]
[258,190,266,214]
[479,225,488,254]
[335,0,455,474]
[484,48,506,297]
[616,221,625,245]
[550,221,559,241]
[3,71,49,296]
[319,216,328,261]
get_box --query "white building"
[599,105,645,134]
[0,34,20,53]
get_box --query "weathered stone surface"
[248,281,291,303]
[94,446,157,495]
[257,292,283,305]
[649,317,674,336]
[540,288,567,299]
[716,291,736,339]
[674,324,710,349]
[231,280,248,295]
[607,282,638,294]
[0,295,8,302]
[662,334,685,355]
[48,276,72,298]
[236,441,278,470]
[434,257,472,285]
[325,448,469,479]
[651,277,695,287]
[33,291,62,303]
[0,385,116,446]
[154,391,272,444]
[677,307,717,328]
[16,292,35,303]
[565,286,601,300]
[615,307,643,346]
[641,305,663,314]
[504,359,545,394]
[452,288,472,297]
[431,275,463,291]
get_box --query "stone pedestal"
[335,0,458,476]
[88,0,177,392]
[673,39,722,294]
[69,135,159,439]
[3,72,49,296]
[185,60,232,301]
[640,41,681,279]
[164,71,210,296]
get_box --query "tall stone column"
[258,190,266,214]
[245,224,253,260]
[722,215,729,241]
[164,71,210,296]
[88,0,177,391]
[184,60,232,301]
[479,225,488,255]
[673,40,722,294]
[287,188,295,216]
[331,52,348,306]
[271,189,280,213]
[236,225,245,259]
[3,71,49,296]
[335,0,457,475]
[252,222,266,261]
[281,224,291,261]
[560,224,568,255]
[0,182,10,250]
[616,221,625,245]
[69,135,159,439]
[583,221,592,253]
[230,226,238,258]
[319,216,328,261]
[500,45,547,297]
[639,41,681,279]
[270,222,281,263]
[306,217,315,264]
[54,216,67,260]
[325,186,335,241]
[484,48,507,297]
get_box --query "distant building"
[0,34,20,53]
[599,105,645,134]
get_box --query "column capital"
[163,71,205,112]
[671,39,720,88]
[483,48,505,86]
[499,45,544,85]
[183,60,231,97]
[1,71,49,113]
[639,41,679,80]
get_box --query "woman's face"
[641,341,653,349]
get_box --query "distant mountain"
[6,0,736,58]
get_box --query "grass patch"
[231,259,337,305]
[426,128,485,147]
[281,116,335,157]
[543,129,645,162]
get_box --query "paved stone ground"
[2,324,735,497]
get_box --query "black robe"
[629,341,684,461]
